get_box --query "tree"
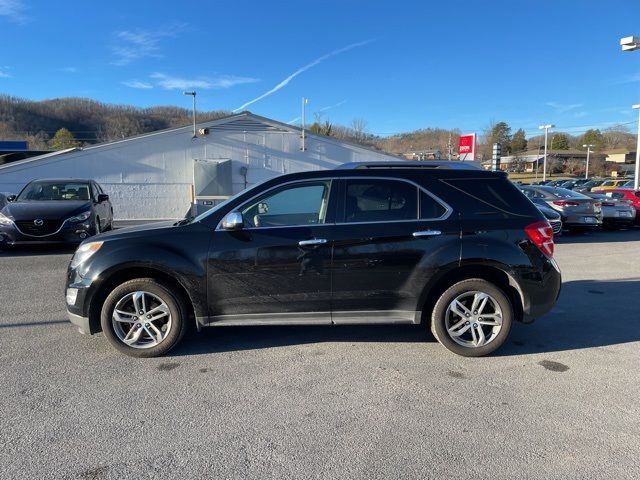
[309,120,333,137]
[551,133,570,150]
[511,128,527,153]
[602,124,634,150]
[577,129,605,151]
[490,122,512,151]
[350,118,368,142]
[49,128,80,150]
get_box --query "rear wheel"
[100,278,188,357]
[431,279,513,357]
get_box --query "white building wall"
[0,116,399,220]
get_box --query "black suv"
[65,163,561,358]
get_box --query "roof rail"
[336,160,484,171]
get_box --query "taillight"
[525,221,554,258]
[552,200,579,207]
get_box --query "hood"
[95,220,178,241]
[1,200,91,221]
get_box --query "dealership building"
[0,112,399,220]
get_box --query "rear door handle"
[413,230,442,237]
[298,238,328,246]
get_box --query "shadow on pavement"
[0,244,76,257]
[171,278,640,357]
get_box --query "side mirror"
[221,211,244,230]
[97,193,109,203]
[6,195,16,202]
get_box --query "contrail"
[233,40,372,112]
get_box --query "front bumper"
[0,220,94,245]
[67,310,92,335]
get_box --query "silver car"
[587,193,636,229]
[520,186,602,230]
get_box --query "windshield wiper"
[173,215,195,226]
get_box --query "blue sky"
[0,0,639,138]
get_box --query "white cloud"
[121,80,153,89]
[110,24,186,65]
[0,66,11,78]
[318,99,347,112]
[614,72,640,84]
[0,0,27,24]
[149,72,259,91]
[234,40,373,112]
[545,101,583,114]
[59,67,78,73]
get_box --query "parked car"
[519,185,602,230]
[586,193,636,229]
[559,179,589,190]
[0,192,14,210]
[574,179,605,193]
[591,178,630,192]
[608,188,640,224]
[65,162,561,358]
[532,202,563,235]
[621,180,634,188]
[0,179,113,247]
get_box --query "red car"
[609,188,640,224]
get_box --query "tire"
[100,278,189,358]
[431,278,513,357]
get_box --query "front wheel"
[100,278,188,357]
[431,279,513,357]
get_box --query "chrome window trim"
[215,176,453,231]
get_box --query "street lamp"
[184,91,197,138]
[538,124,554,182]
[620,35,640,189]
[301,97,308,151]
[620,35,640,51]
[633,104,640,190]
[583,144,594,180]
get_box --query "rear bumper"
[521,257,562,322]
[561,214,601,228]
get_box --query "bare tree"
[350,118,368,142]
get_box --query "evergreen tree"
[511,128,528,152]
[551,133,570,150]
[49,128,80,150]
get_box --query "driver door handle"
[298,238,328,246]
[413,230,441,237]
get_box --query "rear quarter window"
[441,178,539,219]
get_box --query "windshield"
[17,181,91,201]
[191,179,272,223]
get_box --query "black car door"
[206,179,335,325]
[330,177,459,324]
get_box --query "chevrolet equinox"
[65,162,561,357]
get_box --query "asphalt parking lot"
[1,229,639,479]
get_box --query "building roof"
[0,112,401,172]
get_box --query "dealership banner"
[458,134,476,161]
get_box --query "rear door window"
[442,178,539,218]
[342,179,417,223]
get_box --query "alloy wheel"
[444,291,503,348]
[111,291,172,349]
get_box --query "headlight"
[70,241,103,269]
[0,212,13,225]
[68,210,92,223]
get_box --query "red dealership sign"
[458,133,476,161]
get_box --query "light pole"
[538,124,554,182]
[184,91,197,138]
[301,97,308,151]
[620,36,639,189]
[583,144,594,179]
[633,104,640,190]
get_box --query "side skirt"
[197,310,421,328]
